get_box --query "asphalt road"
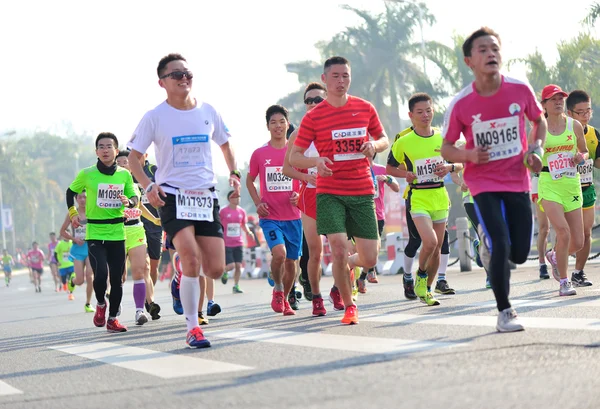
[1,262,600,409]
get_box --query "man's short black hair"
[157,53,187,78]
[462,27,501,57]
[116,150,130,158]
[324,56,350,72]
[95,132,119,149]
[304,82,326,99]
[566,90,591,112]
[266,105,289,124]
[408,93,433,112]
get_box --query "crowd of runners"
[3,26,600,346]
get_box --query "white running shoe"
[135,310,149,326]
[496,307,525,333]
[559,280,577,296]
[545,250,560,282]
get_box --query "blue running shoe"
[171,274,180,300]
[207,300,221,317]
[267,272,275,287]
[172,297,183,315]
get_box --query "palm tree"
[583,2,600,26]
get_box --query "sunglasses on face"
[160,71,194,81]
[304,96,324,105]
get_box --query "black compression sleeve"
[66,188,77,209]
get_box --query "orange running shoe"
[68,293,75,301]
[341,305,359,325]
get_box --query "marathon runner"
[66,132,137,333]
[127,53,240,348]
[441,27,547,332]
[59,191,95,311]
[290,56,390,325]
[27,242,45,293]
[248,105,303,316]
[2,249,13,287]
[54,236,74,300]
[537,84,587,296]
[566,89,597,286]
[47,233,60,292]
[388,93,459,306]
[220,190,252,294]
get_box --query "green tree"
[584,2,600,26]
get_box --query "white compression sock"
[438,254,449,281]
[180,275,200,331]
[403,254,415,276]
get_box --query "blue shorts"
[59,266,75,276]
[259,219,303,260]
[3,266,11,273]
[69,242,88,262]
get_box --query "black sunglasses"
[160,71,193,80]
[304,96,324,105]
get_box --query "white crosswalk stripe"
[468,297,600,308]
[0,380,23,396]
[209,327,468,354]
[49,342,252,379]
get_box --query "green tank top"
[577,124,599,184]
[542,116,579,181]
[69,165,136,241]
[55,240,74,269]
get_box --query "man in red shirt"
[290,56,389,325]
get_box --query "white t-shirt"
[127,100,230,194]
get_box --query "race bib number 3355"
[472,116,521,162]
[176,189,214,222]
[332,127,367,161]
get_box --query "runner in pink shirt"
[356,158,399,292]
[27,242,45,293]
[247,105,303,316]
[441,27,547,333]
[219,190,251,294]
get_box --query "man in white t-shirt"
[127,53,241,348]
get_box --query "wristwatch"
[145,182,156,193]
[230,170,242,179]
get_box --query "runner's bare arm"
[573,119,589,163]
[60,214,75,242]
[529,114,547,147]
[128,150,151,189]
[289,144,317,170]
[283,131,312,183]
[140,204,161,226]
[384,176,400,193]
[371,132,390,153]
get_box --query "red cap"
[541,84,568,101]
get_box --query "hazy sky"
[1,0,597,173]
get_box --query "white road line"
[0,380,23,396]
[49,342,252,379]
[361,313,600,331]
[467,298,600,308]
[210,328,466,354]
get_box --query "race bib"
[176,189,214,222]
[96,184,124,209]
[172,135,209,168]
[578,159,594,184]
[265,167,293,192]
[374,179,380,199]
[62,253,70,262]
[548,152,576,180]
[414,156,444,184]
[227,223,241,237]
[30,256,40,263]
[472,116,521,162]
[332,127,367,161]
[139,184,149,204]
[74,225,86,240]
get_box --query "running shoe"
[485,275,492,289]
[572,270,593,287]
[476,226,491,271]
[146,302,161,320]
[93,303,107,327]
[312,297,327,317]
[106,318,127,333]
[187,327,211,348]
[341,305,359,325]
[67,272,76,293]
[559,280,577,296]
[357,278,367,294]
[473,239,483,268]
[135,310,148,326]
[68,293,75,301]
[207,301,221,317]
[221,271,229,285]
[62,283,68,292]
[299,274,312,301]
[232,284,244,294]
[84,304,95,313]
[351,279,359,301]
[496,308,524,332]
[539,264,550,280]
[267,272,275,287]
[287,292,299,311]
[328,287,345,311]
[420,291,440,306]
[414,274,427,299]
[435,279,455,295]
[172,297,183,315]
[283,300,296,316]
[403,276,417,300]
[271,290,285,313]
[198,312,209,325]
[367,270,378,284]
[545,250,560,282]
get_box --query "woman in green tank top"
[537,85,587,296]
